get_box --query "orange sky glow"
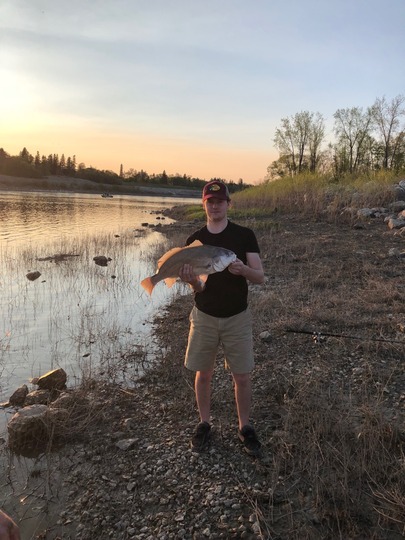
[1,1,404,186]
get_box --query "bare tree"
[273,111,325,175]
[274,116,299,175]
[308,113,325,172]
[333,107,374,173]
[371,94,405,169]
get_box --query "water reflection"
[0,191,185,247]
[0,191,194,408]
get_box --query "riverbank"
[2,210,405,539]
[0,173,200,198]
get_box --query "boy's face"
[203,197,229,221]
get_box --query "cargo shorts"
[185,306,254,374]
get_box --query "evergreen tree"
[34,151,41,169]
[60,154,66,174]
[19,147,33,163]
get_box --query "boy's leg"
[232,372,252,429]
[195,369,214,423]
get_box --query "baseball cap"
[202,180,230,201]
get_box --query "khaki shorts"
[185,306,254,374]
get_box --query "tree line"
[0,147,250,193]
[269,94,405,179]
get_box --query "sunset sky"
[1,0,404,184]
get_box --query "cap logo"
[210,184,220,191]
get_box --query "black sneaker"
[191,421,211,452]
[238,425,262,456]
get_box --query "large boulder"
[7,404,70,456]
[8,405,50,456]
[36,368,67,390]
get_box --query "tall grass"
[232,170,403,221]
[169,170,403,226]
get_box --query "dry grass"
[153,207,405,539]
[231,170,403,223]
[250,215,404,539]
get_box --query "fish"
[140,240,237,295]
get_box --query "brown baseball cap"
[202,180,230,201]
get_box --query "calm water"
[0,191,195,415]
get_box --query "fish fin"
[140,276,155,296]
[156,240,202,269]
[157,247,184,269]
[164,277,178,288]
[187,239,203,248]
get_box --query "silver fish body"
[140,240,236,295]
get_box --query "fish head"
[212,248,237,271]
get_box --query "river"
[0,191,195,429]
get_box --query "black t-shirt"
[186,220,260,317]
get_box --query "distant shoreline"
[0,173,201,199]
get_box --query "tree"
[41,155,49,175]
[273,111,325,175]
[161,170,168,185]
[265,155,292,181]
[308,113,325,172]
[371,94,405,169]
[60,154,66,174]
[34,151,41,169]
[19,147,33,163]
[0,148,9,172]
[333,106,374,174]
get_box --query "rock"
[50,391,88,412]
[47,408,70,436]
[26,271,41,281]
[24,389,52,406]
[48,392,90,436]
[7,402,72,456]
[9,384,29,406]
[36,368,67,390]
[357,208,375,218]
[8,404,50,456]
[122,418,137,430]
[388,248,405,259]
[389,200,405,212]
[393,180,405,201]
[259,331,273,343]
[116,438,138,451]
[387,218,405,230]
[93,255,112,266]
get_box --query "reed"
[231,170,401,222]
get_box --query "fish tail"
[140,276,155,295]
